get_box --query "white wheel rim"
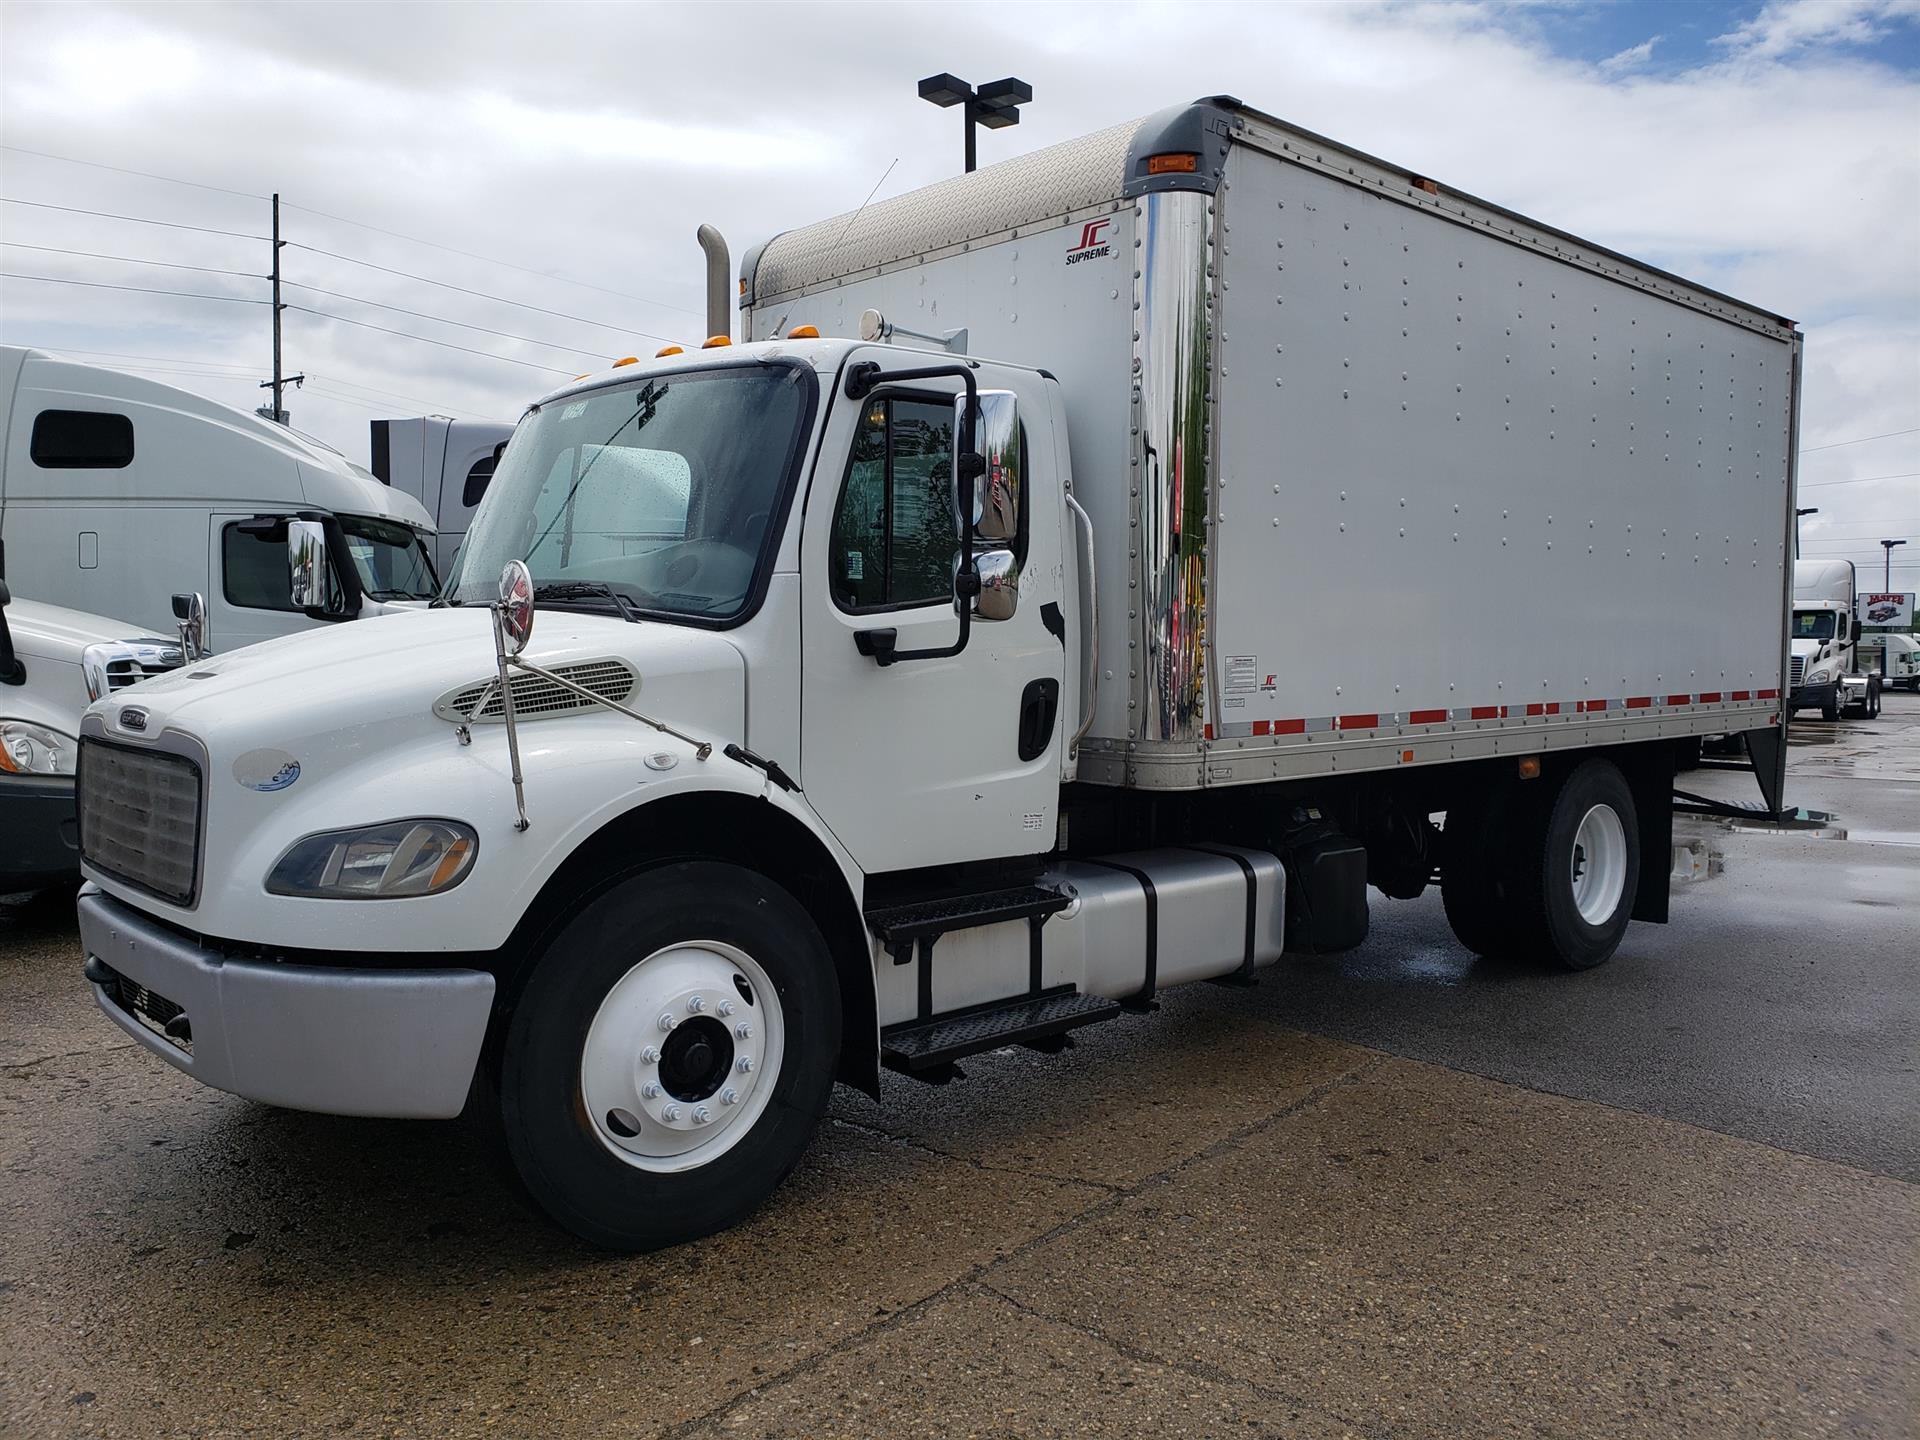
[580,940,784,1173]
[1569,803,1628,926]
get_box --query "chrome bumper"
[79,887,494,1119]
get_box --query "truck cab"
[0,347,439,652]
[1789,560,1878,719]
[370,416,515,578]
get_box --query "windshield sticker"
[234,748,302,793]
[561,400,589,420]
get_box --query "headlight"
[266,820,477,899]
[0,720,75,777]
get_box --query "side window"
[829,397,956,610]
[222,521,301,613]
[463,452,498,509]
[31,410,135,469]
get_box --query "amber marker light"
[1517,756,1542,779]
[700,335,732,349]
[611,356,639,367]
[787,325,820,339]
[656,345,684,357]
[1146,153,1199,175]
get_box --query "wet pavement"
[2,700,1916,1437]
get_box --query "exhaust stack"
[697,225,730,342]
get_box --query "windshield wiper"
[533,580,644,623]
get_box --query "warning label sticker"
[1225,655,1259,694]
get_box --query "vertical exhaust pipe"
[697,225,730,342]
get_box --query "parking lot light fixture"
[918,71,1033,173]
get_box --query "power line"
[1,240,260,280]
[281,201,704,320]
[1801,471,1920,488]
[304,371,503,420]
[0,196,266,242]
[0,344,258,371]
[281,279,607,361]
[1800,426,1920,454]
[286,240,680,347]
[284,304,573,376]
[0,144,266,201]
[0,271,266,305]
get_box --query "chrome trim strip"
[1066,491,1099,754]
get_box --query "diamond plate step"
[881,988,1120,1072]
[866,885,1071,962]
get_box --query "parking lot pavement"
[3,702,1915,1438]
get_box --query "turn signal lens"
[1517,756,1542,779]
[700,335,732,349]
[612,356,639,367]
[656,345,684,357]
[267,820,479,899]
[787,324,820,339]
[1146,152,1199,175]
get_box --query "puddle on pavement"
[1842,829,1920,848]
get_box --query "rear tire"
[1821,694,1839,721]
[498,861,841,1251]
[1501,760,1639,971]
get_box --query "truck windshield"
[445,364,814,623]
[340,515,438,601]
[1791,610,1837,641]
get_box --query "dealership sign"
[1861,592,1914,627]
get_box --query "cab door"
[799,359,1066,875]
[205,513,316,651]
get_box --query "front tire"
[1502,760,1639,971]
[499,861,841,1251]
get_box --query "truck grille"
[78,741,202,906]
[1789,656,1805,688]
[102,656,178,692]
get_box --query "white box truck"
[1789,559,1881,718]
[370,417,515,578]
[0,347,440,651]
[74,98,1797,1249]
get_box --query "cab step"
[881,987,1120,1074]
[866,885,1072,964]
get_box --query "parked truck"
[1859,631,1919,691]
[0,347,439,651]
[369,416,515,578]
[74,98,1798,1250]
[1788,559,1880,719]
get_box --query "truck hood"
[5,598,171,666]
[84,606,746,762]
[1789,638,1826,662]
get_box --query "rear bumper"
[79,887,494,1118]
[0,777,80,892]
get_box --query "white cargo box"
[744,97,1798,790]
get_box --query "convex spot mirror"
[169,590,206,660]
[498,559,534,655]
[955,389,1020,544]
[972,548,1019,621]
[287,519,331,611]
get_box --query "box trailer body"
[74,98,1799,1251]
[370,417,515,577]
[742,100,1797,787]
[0,348,439,652]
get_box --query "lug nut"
[640,1045,661,1064]
[735,1021,752,1040]
[721,1088,739,1106]
[662,1104,682,1122]
[737,1056,754,1075]
[687,996,705,1013]
[641,1082,661,1099]
[692,1106,712,1124]
[717,1000,735,1017]
[658,1012,676,1032]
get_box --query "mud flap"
[1624,747,1674,924]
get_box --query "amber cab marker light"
[656,345,684,358]
[1517,756,1542,780]
[787,325,820,339]
[611,356,639,368]
[1146,152,1199,175]
[700,335,732,349]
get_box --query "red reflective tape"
[1409,708,1448,724]
[1697,692,1722,703]
[1667,694,1690,706]
[1546,702,1561,715]
[1731,690,1751,701]
[1758,688,1780,700]
[1524,703,1545,716]
[1275,717,1307,735]
[1204,724,1214,740]
[1251,720,1272,736]
[1337,713,1380,730]
[1469,705,1500,720]
[1626,696,1653,709]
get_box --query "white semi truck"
[74,98,1797,1250]
[1788,559,1881,719]
[369,417,515,578]
[0,347,439,652]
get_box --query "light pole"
[1795,506,1818,558]
[1882,538,1908,590]
[917,73,1033,173]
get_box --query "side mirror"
[958,390,1020,544]
[169,591,206,661]
[1853,617,1863,642]
[288,519,330,610]
[0,577,19,685]
[973,549,1019,621]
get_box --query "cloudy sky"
[2,0,1916,584]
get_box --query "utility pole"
[258,194,302,425]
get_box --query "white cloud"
[1716,0,1920,61]
[1599,36,1660,73]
